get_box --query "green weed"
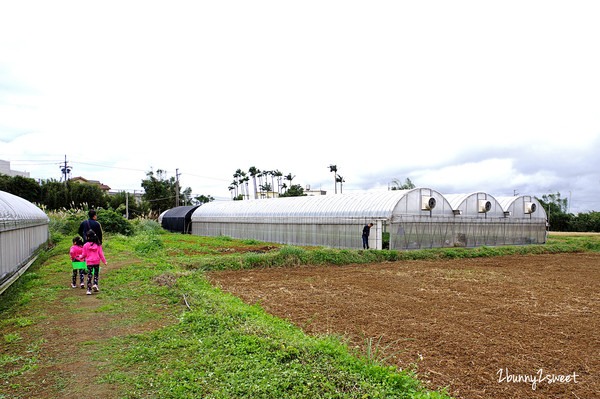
[3,333,21,343]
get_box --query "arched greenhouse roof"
[443,192,504,217]
[496,196,547,219]
[192,188,452,222]
[163,205,199,219]
[161,205,200,233]
[0,191,48,222]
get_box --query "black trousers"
[86,264,100,289]
[72,268,85,285]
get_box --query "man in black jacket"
[79,210,103,245]
[362,223,373,249]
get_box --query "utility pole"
[329,165,338,194]
[175,168,180,207]
[125,191,129,219]
[60,155,72,185]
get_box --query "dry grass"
[549,231,600,237]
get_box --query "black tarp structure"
[160,205,200,234]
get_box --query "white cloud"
[0,1,599,211]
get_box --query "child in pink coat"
[70,236,87,288]
[82,230,108,295]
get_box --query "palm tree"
[268,170,276,196]
[242,174,250,200]
[285,173,295,191]
[239,171,248,199]
[248,166,259,199]
[336,175,345,194]
[260,182,272,198]
[257,170,265,197]
[273,170,283,194]
[329,164,338,194]
[232,169,243,198]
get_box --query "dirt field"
[209,253,600,399]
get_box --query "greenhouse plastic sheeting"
[0,191,49,293]
[192,189,457,249]
[161,205,200,234]
[0,191,48,232]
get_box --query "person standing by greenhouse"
[78,210,103,245]
[362,223,373,249]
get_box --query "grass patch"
[101,273,449,398]
[179,234,599,272]
[4,229,599,398]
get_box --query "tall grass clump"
[130,217,163,234]
[277,246,309,265]
[47,208,87,236]
[132,232,164,254]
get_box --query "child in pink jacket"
[82,230,108,295]
[70,236,87,288]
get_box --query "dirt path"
[0,258,174,399]
[209,253,600,399]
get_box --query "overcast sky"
[1,1,599,213]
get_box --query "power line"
[70,161,148,172]
[180,172,230,182]
[9,160,63,165]
[5,157,231,183]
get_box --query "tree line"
[537,193,600,232]
[3,172,598,232]
[229,167,305,200]
[0,170,214,218]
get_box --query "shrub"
[97,209,134,236]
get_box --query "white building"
[0,160,30,178]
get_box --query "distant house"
[256,187,327,199]
[70,176,111,193]
[304,185,326,196]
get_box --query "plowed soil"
[209,253,600,399]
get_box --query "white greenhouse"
[444,192,508,248]
[0,191,49,295]
[190,188,547,250]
